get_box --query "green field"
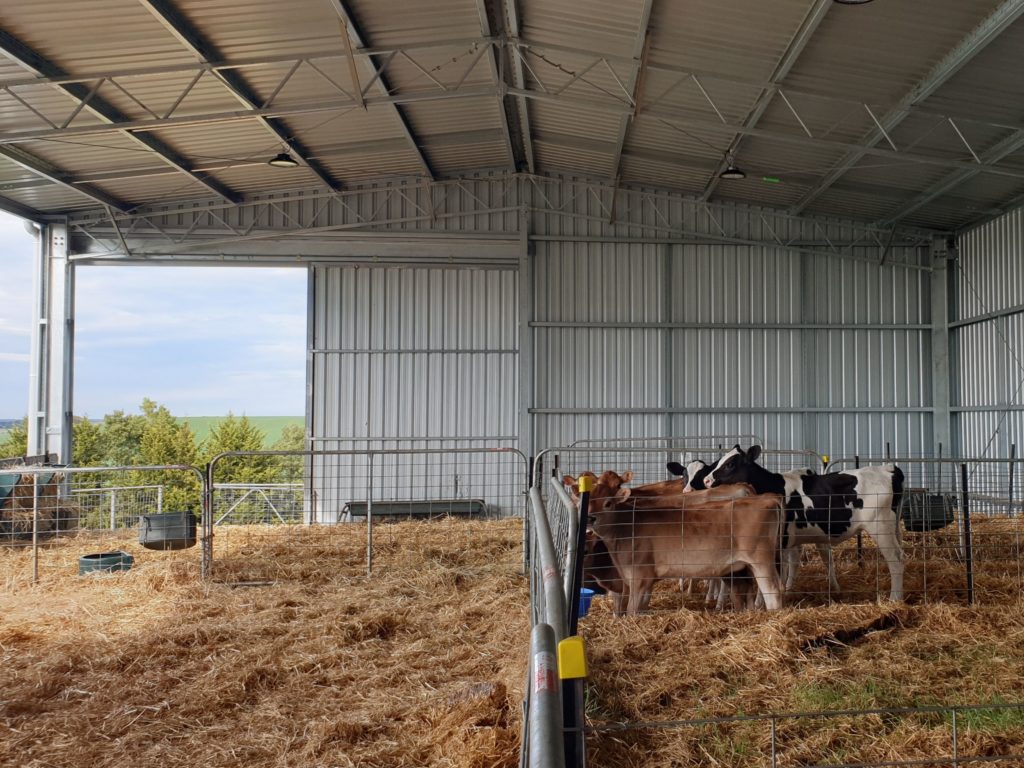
[180,416,303,447]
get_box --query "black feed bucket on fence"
[139,511,197,550]
[900,489,957,533]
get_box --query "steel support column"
[518,208,535,459]
[27,222,74,463]
[931,238,953,455]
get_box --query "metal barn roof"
[2,0,1024,233]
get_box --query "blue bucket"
[578,587,596,618]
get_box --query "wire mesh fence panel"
[584,704,1024,768]
[0,465,203,590]
[207,448,529,585]
[70,485,164,530]
[212,484,303,525]
[826,458,1024,606]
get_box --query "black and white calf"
[666,458,717,491]
[705,445,906,602]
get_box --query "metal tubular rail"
[528,485,568,640]
[549,477,580,602]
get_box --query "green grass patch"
[792,680,895,712]
[949,700,1024,732]
[180,416,302,447]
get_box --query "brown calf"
[590,490,786,615]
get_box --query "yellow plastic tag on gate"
[577,474,595,494]
[558,635,588,679]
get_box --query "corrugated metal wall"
[309,177,940,484]
[955,208,1024,459]
[529,239,932,457]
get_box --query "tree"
[0,418,28,459]
[129,400,202,511]
[272,422,306,482]
[98,409,146,466]
[201,413,274,484]
[72,417,104,466]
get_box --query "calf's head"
[705,444,762,487]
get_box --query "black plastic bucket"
[79,550,134,575]
[139,511,197,550]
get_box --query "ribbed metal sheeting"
[530,237,932,457]
[310,264,519,521]
[955,208,1024,459]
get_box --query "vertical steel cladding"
[955,208,1024,459]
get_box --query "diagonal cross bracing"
[475,0,517,171]
[700,0,832,201]
[790,0,1024,216]
[138,0,343,191]
[608,0,655,187]
[326,0,436,180]
[0,27,239,205]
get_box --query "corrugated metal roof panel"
[647,0,814,82]
[205,163,322,194]
[349,0,483,45]
[17,135,154,176]
[534,139,615,178]
[0,86,108,134]
[918,18,1024,128]
[1,182,99,211]
[88,173,215,204]
[173,0,342,59]
[1,0,196,71]
[402,98,503,141]
[426,141,509,176]
[521,0,648,59]
[784,0,1005,104]
[619,154,711,194]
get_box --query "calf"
[589,488,786,615]
[705,445,906,602]
[666,458,718,491]
[573,475,757,615]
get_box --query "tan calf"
[590,491,786,615]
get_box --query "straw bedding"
[581,517,1024,767]
[4,517,1024,768]
[0,519,528,768]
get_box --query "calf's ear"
[748,445,762,463]
[614,487,631,501]
[666,461,685,476]
[562,474,577,487]
[621,470,634,484]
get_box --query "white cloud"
[0,218,308,417]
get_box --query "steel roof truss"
[474,0,515,171]
[327,0,436,180]
[790,0,1024,215]
[700,0,832,201]
[138,0,342,192]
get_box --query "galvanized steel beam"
[0,144,132,213]
[608,0,655,188]
[0,27,240,204]
[326,0,436,180]
[790,0,1024,215]
[700,0,832,202]
[138,0,343,191]
[475,0,517,171]
[0,191,45,220]
[502,0,535,173]
[882,129,1024,227]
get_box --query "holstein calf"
[666,458,719,491]
[705,445,906,602]
[588,488,786,615]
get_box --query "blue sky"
[0,211,306,419]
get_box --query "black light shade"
[268,152,299,168]
[719,165,746,180]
